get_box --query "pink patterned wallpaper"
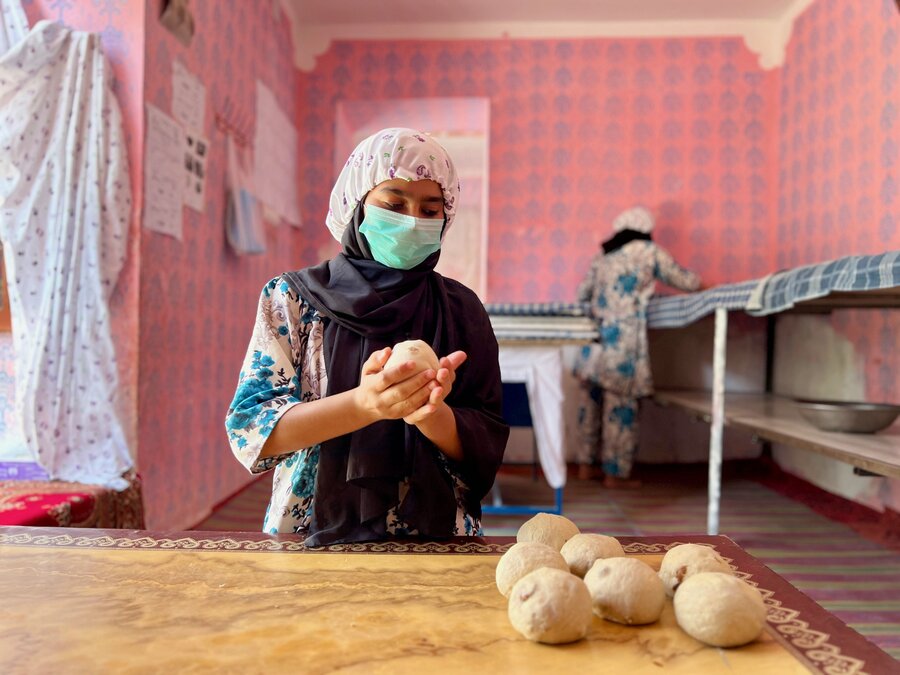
[140,0,313,529]
[296,37,780,302]
[21,0,144,453]
[11,0,900,528]
[778,0,899,403]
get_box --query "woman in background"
[226,128,508,546]
[574,207,701,487]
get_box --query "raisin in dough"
[659,543,733,597]
[384,339,440,373]
[561,533,625,578]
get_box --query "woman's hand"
[403,351,467,425]
[353,347,437,423]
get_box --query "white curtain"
[0,0,132,488]
[498,345,568,489]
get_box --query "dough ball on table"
[517,512,580,551]
[561,533,625,578]
[674,572,767,648]
[508,567,593,644]
[658,543,733,597]
[583,557,666,625]
[495,541,569,598]
[384,339,440,373]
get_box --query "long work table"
[647,251,900,535]
[1,526,896,673]
[486,253,900,535]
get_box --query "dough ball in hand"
[674,572,767,648]
[495,541,569,597]
[584,557,666,625]
[517,512,580,551]
[561,533,625,578]
[384,339,439,374]
[659,543,733,597]
[508,567,593,644]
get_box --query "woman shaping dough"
[226,128,509,545]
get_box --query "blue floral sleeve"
[653,244,701,292]
[225,277,306,473]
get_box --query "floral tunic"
[573,240,700,477]
[225,276,482,537]
[574,240,701,398]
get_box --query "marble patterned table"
[0,527,894,674]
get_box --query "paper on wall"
[183,129,208,212]
[172,60,206,133]
[253,80,301,226]
[262,203,281,225]
[144,104,184,239]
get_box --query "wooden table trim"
[0,527,751,556]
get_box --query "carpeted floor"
[194,461,900,660]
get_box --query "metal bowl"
[795,400,900,434]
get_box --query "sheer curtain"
[0,0,132,488]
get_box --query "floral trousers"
[576,383,639,479]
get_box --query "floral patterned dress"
[225,276,482,537]
[573,241,700,477]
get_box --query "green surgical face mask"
[359,203,443,270]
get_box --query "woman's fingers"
[442,351,467,370]
[436,367,454,385]
[403,386,445,423]
[392,379,435,417]
[368,369,436,416]
[390,369,436,401]
[375,360,419,391]
[362,348,466,421]
[361,347,391,376]
[403,403,435,425]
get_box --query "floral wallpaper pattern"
[296,36,780,303]
[779,0,899,403]
[9,0,899,529]
[139,0,313,528]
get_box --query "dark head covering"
[286,202,508,546]
[603,206,655,253]
[602,229,653,254]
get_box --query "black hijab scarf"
[285,202,508,547]
[602,228,653,254]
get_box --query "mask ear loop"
[341,198,373,260]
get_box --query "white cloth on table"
[0,0,132,488]
[498,345,566,489]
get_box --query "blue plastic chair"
[482,382,564,516]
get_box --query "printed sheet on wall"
[254,81,301,226]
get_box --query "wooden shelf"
[788,287,900,313]
[653,390,900,479]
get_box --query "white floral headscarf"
[326,128,460,242]
[612,206,655,234]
